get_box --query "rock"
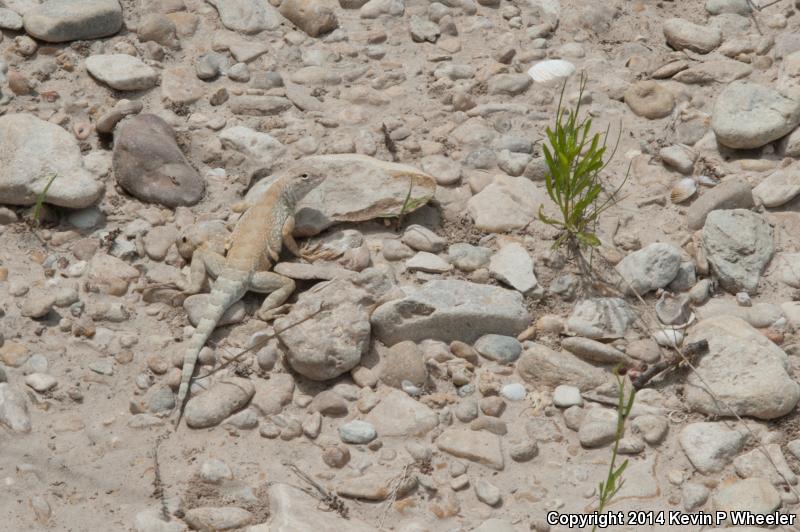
[184,378,255,429]
[696,299,781,328]
[578,408,617,448]
[219,126,286,175]
[686,177,753,230]
[250,373,294,416]
[276,268,392,380]
[379,341,427,389]
[500,383,526,401]
[780,253,800,288]
[615,242,682,295]
[561,337,629,365]
[137,14,179,48]
[245,155,434,236]
[672,60,752,85]
[508,439,538,463]
[488,74,531,96]
[0,8,23,29]
[448,243,491,271]
[474,334,522,364]
[517,343,611,391]
[161,67,204,104]
[682,483,710,511]
[86,54,158,91]
[488,243,538,294]
[409,15,439,42]
[206,0,280,34]
[706,0,751,15]
[467,175,556,232]
[0,383,31,432]
[359,0,404,18]
[712,478,781,519]
[96,100,144,134]
[200,459,233,484]
[663,17,722,53]
[421,155,461,186]
[624,81,675,119]
[436,428,504,470]
[685,317,799,419]
[734,444,796,485]
[279,0,338,37]
[631,414,668,444]
[339,420,377,443]
[553,385,583,408]
[23,0,123,42]
[134,510,185,532]
[310,390,348,417]
[266,484,374,531]
[474,479,501,507]
[566,298,635,339]
[406,252,452,273]
[371,280,529,344]
[753,166,800,207]
[660,145,696,174]
[702,209,773,294]
[25,373,57,392]
[113,114,204,208]
[401,225,446,253]
[88,253,140,295]
[0,114,103,208]
[183,507,252,531]
[21,292,55,319]
[365,389,438,437]
[679,422,746,474]
[337,470,416,501]
[712,81,800,149]
[229,95,292,116]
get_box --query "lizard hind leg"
[250,271,296,321]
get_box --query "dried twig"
[284,462,349,518]
[377,463,413,530]
[381,123,399,162]
[152,432,170,521]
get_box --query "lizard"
[172,165,326,427]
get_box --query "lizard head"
[284,165,326,202]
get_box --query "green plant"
[32,173,57,225]
[593,370,636,531]
[539,73,626,252]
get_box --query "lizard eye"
[300,173,309,180]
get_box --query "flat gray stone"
[184,378,255,429]
[364,389,438,438]
[752,166,800,207]
[615,242,682,295]
[686,177,753,230]
[566,298,635,339]
[24,0,122,42]
[0,383,31,432]
[206,0,280,33]
[702,209,773,294]
[663,17,721,53]
[86,54,158,91]
[436,428,504,470]
[474,334,522,364]
[489,242,538,294]
[371,280,530,345]
[517,343,611,391]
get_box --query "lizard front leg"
[178,246,226,294]
[250,271,296,321]
[282,215,321,261]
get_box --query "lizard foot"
[257,304,291,322]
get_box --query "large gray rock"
[371,280,530,345]
[679,422,747,474]
[517,342,611,391]
[685,316,800,419]
[712,81,800,149]
[247,155,435,236]
[23,0,122,42]
[85,54,158,91]
[686,177,753,230]
[702,209,773,294]
[206,0,280,33]
[276,268,393,380]
[615,242,682,295]
[565,298,635,339]
[113,114,205,207]
[0,114,103,208]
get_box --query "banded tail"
[174,272,248,428]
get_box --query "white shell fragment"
[527,59,576,84]
[670,177,697,204]
[653,329,684,348]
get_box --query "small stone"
[631,414,669,444]
[682,482,710,511]
[0,383,31,432]
[615,243,682,295]
[500,383,525,401]
[279,0,338,37]
[401,224,446,253]
[24,373,57,393]
[184,378,255,429]
[23,0,123,43]
[379,341,427,389]
[663,17,722,53]
[489,242,538,294]
[553,385,583,408]
[578,408,617,448]
[474,334,522,364]
[200,459,233,484]
[455,399,479,422]
[339,420,377,444]
[509,439,538,462]
[624,81,675,119]
[448,243,490,271]
[322,444,351,468]
[183,507,253,531]
[311,390,349,417]
[406,252,452,273]
[85,54,158,91]
[678,422,746,474]
[436,428,504,470]
[21,292,56,319]
[479,396,506,417]
[474,479,501,507]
